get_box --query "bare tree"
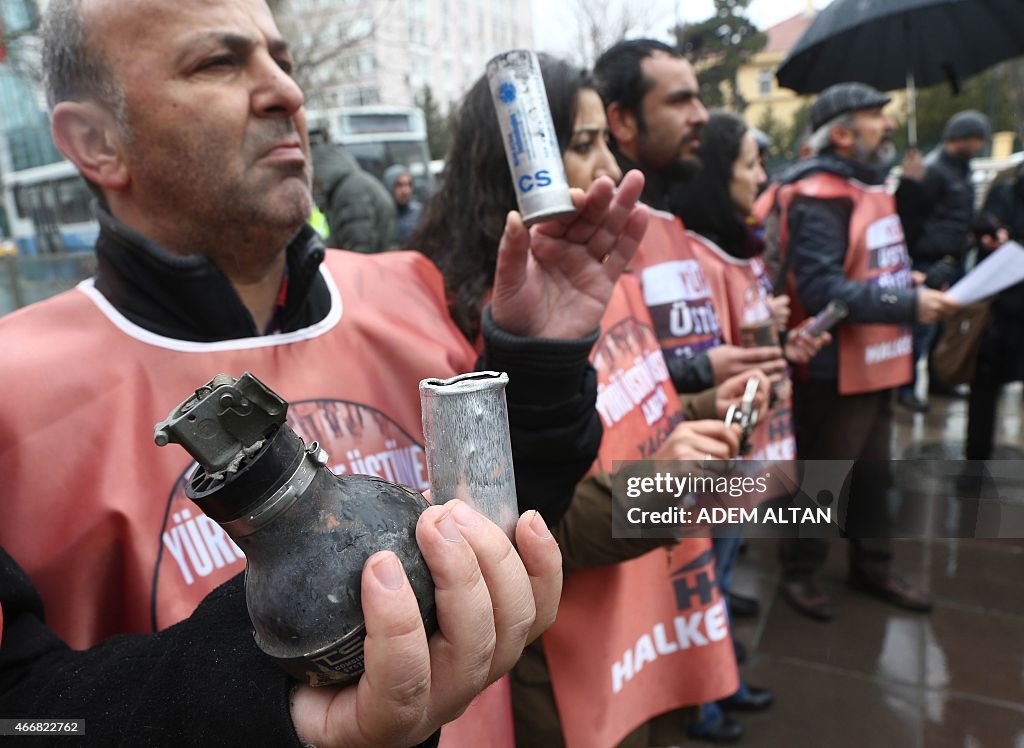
[264,0,399,109]
[570,0,657,68]
[998,58,1024,133]
[1,4,44,90]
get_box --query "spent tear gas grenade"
[154,370,516,686]
[487,49,576,225]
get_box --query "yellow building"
[739,7,818,133]
[736,4,906,139]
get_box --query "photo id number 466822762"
[0,719,85,735]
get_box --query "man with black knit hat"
[896,110,991,411]
[758,82,959,622]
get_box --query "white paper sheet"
[947,241,1024,304]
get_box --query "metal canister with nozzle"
[154,372,436,687]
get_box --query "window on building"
[343,87,381,106]
[758,68,773,97]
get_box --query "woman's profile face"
[562,88,622,191]
[729,131,766,215]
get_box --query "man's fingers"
[513,510,563,643]
[685,433,735,459]
[341,551,434,746]
[416,503,496,720]
[445,502,538,683]
[736,345,785,363]
[684,420,741,457]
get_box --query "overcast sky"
[531,0,822,60]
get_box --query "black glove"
[924,257,960,290]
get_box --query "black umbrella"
[776,0,1024,143]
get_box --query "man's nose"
[691,97,710,125]
[252,54,304,118]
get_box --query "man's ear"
[606,101,639,147]
[830,121,855,152]
[50,101,130,190]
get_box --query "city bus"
[308,105,435,198]
[2,159,98,254]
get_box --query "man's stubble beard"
[855,137,896,171]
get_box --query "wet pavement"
[718,385,1024,748]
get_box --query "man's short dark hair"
[594,39,680,131]
[42,0,123,116]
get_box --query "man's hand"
[784,319,833,364]
[768,294,791,329]
[653,420,742,461]
[714,370,771,419]
[901,147,925,181]
[290,502,561,748]
[917,288,960,324]
[980,227,1009,252]
[490,171,649,339]
[707,344,786,385]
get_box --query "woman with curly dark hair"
[411,56,618,341]
[413,56,767,748]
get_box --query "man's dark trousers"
[779,379,896,581]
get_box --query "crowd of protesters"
[1,1,1022,747]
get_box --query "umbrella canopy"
[776,0,1024,94]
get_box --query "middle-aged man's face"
[950,137,987,160]
[393,173,414,207]
[634,52,709,175]
[849,107,896,169]
[91,0,311,254]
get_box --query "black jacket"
[778,153,919,382]
[311,142,398,253]
[1,209,604,746]
[978,170,1024,383]
[0,548,337,748]
[896,146,975,263]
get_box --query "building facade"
[1,0,61,174]
[737,8,817,137]
[279,0,534,113]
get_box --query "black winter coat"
[896,147,975,263]
[978,171,1024,383]
[776,154,919,382]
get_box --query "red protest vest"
[632,208,725,364]
[772,171,913,395]
[543,273,738,748]
[0,249,508,748]
[686,231,797,461]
